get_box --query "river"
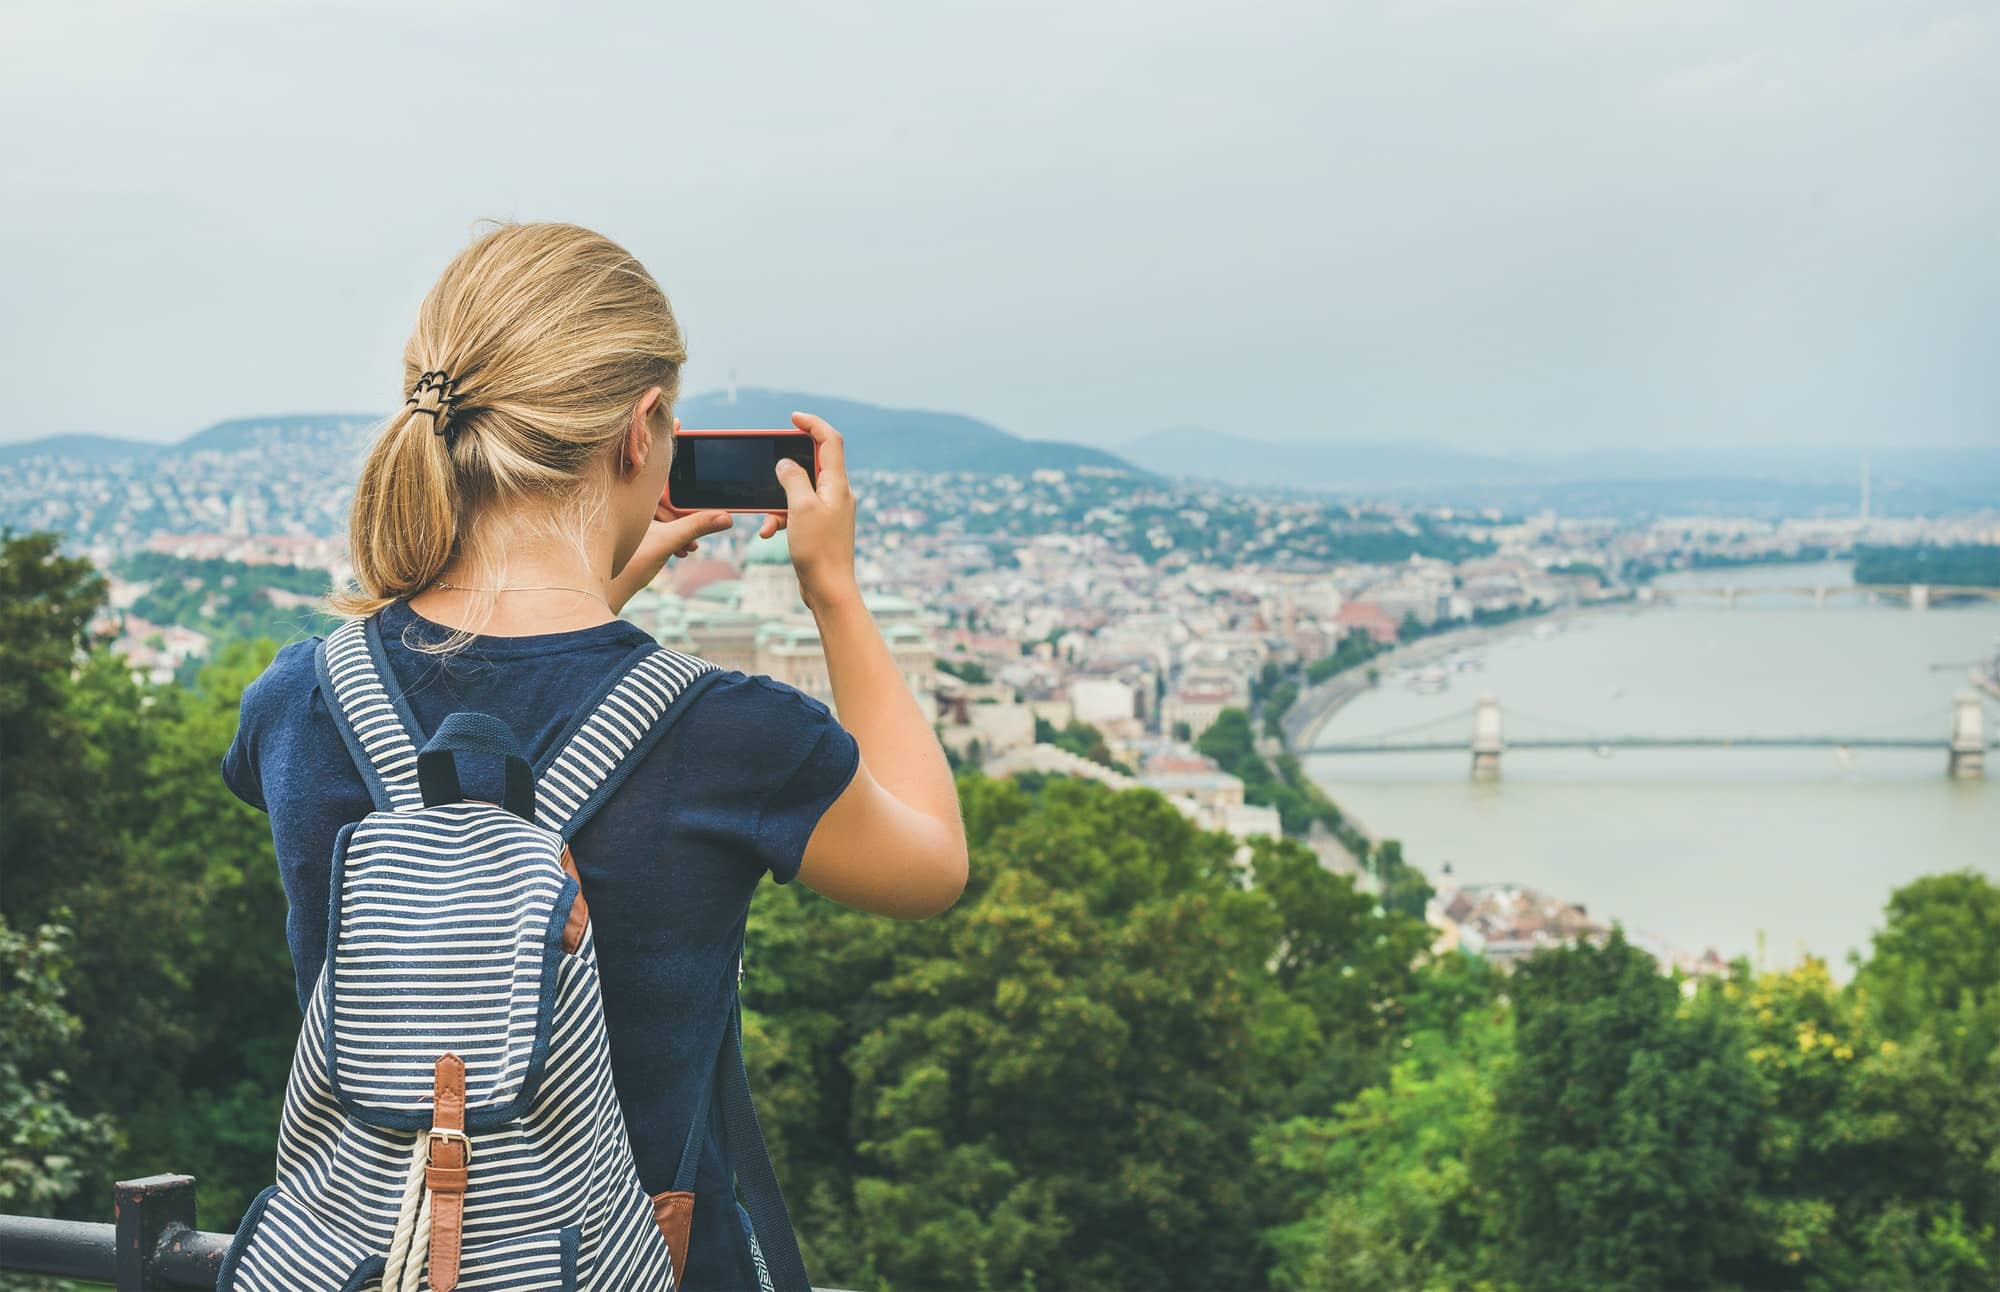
[1303,563,2000,971]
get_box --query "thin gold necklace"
[432,580,611,609]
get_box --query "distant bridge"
[1309,736,1971,752]
[1649,582,2000,609]
[1305,693,1991,780]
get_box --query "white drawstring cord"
[381,1134,431,1290]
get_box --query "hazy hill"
[4,396,1138,477]
[676,388,1139,476]
[177,414,380,455]
[1123,426,1534,492]
[1124,426,2000,516]
[0,432,166,466]
[0,414,379,465]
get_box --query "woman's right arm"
[770,412,968,918]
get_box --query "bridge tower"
[1471,694,1503,781]
[1911,583,1931,611]
[1948,691,1985,780]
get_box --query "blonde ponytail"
[330,223,686,633]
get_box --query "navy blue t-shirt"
[220,597,858,1291]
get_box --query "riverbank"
[1282,598,1647,754]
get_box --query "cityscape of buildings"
[9,423,1997,974]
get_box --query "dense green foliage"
[5,529,1998,1291]
[1262,914,2000,1290]
[742,778,1432,1289]
[1854,543,2000,589]
[111,552,337,680]
[1,917,120,1213]
[2,534,297,1227]
[1032,716,1132,774]
[1306,631,1390,684]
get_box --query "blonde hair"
[331,222,684,644]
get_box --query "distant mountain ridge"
[1124,426,2000,516]
[0,414,379,466]
[1,394,1139,477]
[675,388,1138,475]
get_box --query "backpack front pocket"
[451,1223,580,1291]
[215,1184,380,1292]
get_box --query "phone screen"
[667,432,816,512]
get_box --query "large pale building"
[622,533,936,719]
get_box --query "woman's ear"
[624,386,668,477]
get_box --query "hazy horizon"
[6,2,1997,454]
[9,390,1996,464]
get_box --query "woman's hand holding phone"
[766,412,857,612]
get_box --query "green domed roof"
[745,532,792,566]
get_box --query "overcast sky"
[4,0,1996,453]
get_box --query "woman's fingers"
[653,509,732,551]
[791,411,847,497]
[774,456,817,512]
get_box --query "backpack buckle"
[426,1128,473,1165]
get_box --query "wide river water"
[1304,563,1999,971]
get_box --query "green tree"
[1368,839,1435,922]
[1489,929,1763,1291]
[1247,836,1432,1115]
[1854,870,2000,1059]
[745,773,1428,1290]
[1724,954,2000,1289]
[1715,871,2000,1289]
[0,531,115,922]
[0,916,121,1212]
[1260,966,1510,1292]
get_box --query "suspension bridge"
[1304,692,1992,780]
[1647,583,2000,609]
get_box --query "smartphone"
[665,428,819,514]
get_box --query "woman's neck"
[407,547,617,638]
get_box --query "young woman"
[221,222,968,1289]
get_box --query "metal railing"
[0,1174,853,1290]
[1,1175,223,1289]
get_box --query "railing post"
[114,1174,201,1291]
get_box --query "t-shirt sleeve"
[731,676,860,884]
[221,686,268,812]
[220,638,321,814]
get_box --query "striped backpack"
[217,614,812,1292]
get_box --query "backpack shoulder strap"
[315,615,426,813]
[318,615,720,826]
[669,983,812,1292]
[532,640,721,838]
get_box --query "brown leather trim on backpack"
[426,1054,470,1292]
[558,846,588,954]
[650,1189,695,1285]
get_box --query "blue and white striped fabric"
[219,614,718,1292]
